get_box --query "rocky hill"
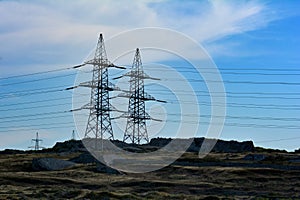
[0,137,299,199]
[32,137,255,154]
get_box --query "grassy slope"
[0,152,299,199]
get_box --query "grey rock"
[32,158,75,171]
[69,153,98,164]
[243,154,266,161]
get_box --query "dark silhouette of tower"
[71,130,76,140]
[115,48,164,144]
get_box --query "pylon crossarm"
[151,117,163,122]
[84,60,125,70]
[84,59,109,66]
[107,62,126,69]
[138,72,160,80]
[78,81,120,91]
[121,71,159,80]
[114,91,159,101]
[121,112,152,120]
[73,63,86,68]
[143,92,156,101]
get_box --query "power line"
[1,65,299,82]
[161,78,300,85]
[1,66,300,88]
[149,91,300,100]
[145,66,300,76]
[164,120,300,129]
[0,125,77,133]
[1,116,299,132]
[0,110,70,120]
[0,96,71,108]
[0,102,73,112]
[0,113,89,125]
[0,113,72,124]
[0,64,84,81]
[164,99,300,108]
[76,92,300,108]
[142,67,300,75]
[146,88,300,96]
[0,121,76,129]
[144,66,300,71]
[0,88,67,100]
[0,84,72,96]
[0,72,77,87]
[149,112,300,122]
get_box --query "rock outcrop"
[32,158,75,171]
[7,137,255,155]
[51,140,86,153]
[149,137,254,153]
[212,140,254,153]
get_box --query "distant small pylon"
[29,132,44,151]
[71,130,76,140]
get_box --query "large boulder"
[69,153,98,164]
[32,158,75,171]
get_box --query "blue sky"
[0,0,299,151]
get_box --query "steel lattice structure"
[116,48,163,144]
[80,34,119,141]
[29,132,43,151]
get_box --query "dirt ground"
[0,151,299,199]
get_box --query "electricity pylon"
[29,132,44,151]
[71,130,76,140]
[114,48,165,144]
[79,33,124,141]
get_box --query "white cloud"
[0,0,281,74]
[152,0,278,42]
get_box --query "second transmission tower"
[115,48,163,144]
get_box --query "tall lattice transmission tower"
[29,132,44,151]
[115,48,164,144]
[79,33,123,141]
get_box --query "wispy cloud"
[0,0,284,74]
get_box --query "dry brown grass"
[0,151,299,199]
